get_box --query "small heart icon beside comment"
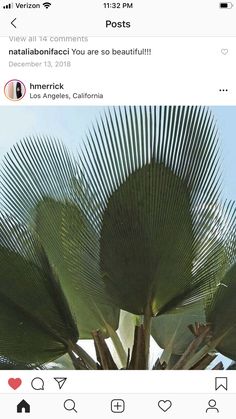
[158,400,172,412]
[8,378,22,390]
[221,48,229,55]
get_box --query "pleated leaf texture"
[1,139,119,339]
[208,256,236,361]
[0,106,231,328]
[0,215,79,364]
[79,106,223,315]
[152,201,236,355]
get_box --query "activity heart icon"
[8,378,22,390]
[221,48,229,55]
[158,399,172,412]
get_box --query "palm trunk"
[143,305,152,369]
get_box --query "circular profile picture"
[4,79,26,101]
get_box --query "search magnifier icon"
[64,399,78,413]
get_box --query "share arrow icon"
[54,377,67,389]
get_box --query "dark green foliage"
[0,216,79,364]
[0,106,236,369]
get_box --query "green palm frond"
[1,106,235,370]
[208,263,236,361]
[1,138,120,338]
[205,202,236,360]
[34,197,119,338]
[0,356,39,370]
[151,201,236,360]
[192,201,236,307]
[0,214,79,364]
[79,106,222,315]
[44,354,75,370]
[151,304,206,357]
[1,137,77,223]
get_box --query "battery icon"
[219,2,234,8]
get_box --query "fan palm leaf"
[34,197,119,337]
[1,137,76,222]
[0,214,79,364]
[0,357,39,370]
[79,106,221,315]
[202,201,236,360]
[151,304,206,357]
[152,201,236,358]
[208,263,236,361]
[1,106,235,370]
[1,138,119,338]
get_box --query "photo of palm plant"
[0,106,236,370]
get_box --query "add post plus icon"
[111,400,125,413]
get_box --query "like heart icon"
[221,48,229,55]
[158,400,172,412]
[8,378,22,390]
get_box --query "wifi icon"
[43,2,51,8]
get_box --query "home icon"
[17,399,30,413]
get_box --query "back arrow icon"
[11,18,17,28]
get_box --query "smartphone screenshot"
[0,0,236,417]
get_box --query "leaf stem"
[68,348,88,370]
[68,341,97,370]
[92,330,118,370]
[143,305,152,369]
[73,343,97,370]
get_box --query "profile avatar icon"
[206,399,219,413]
[4,79,26,101]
